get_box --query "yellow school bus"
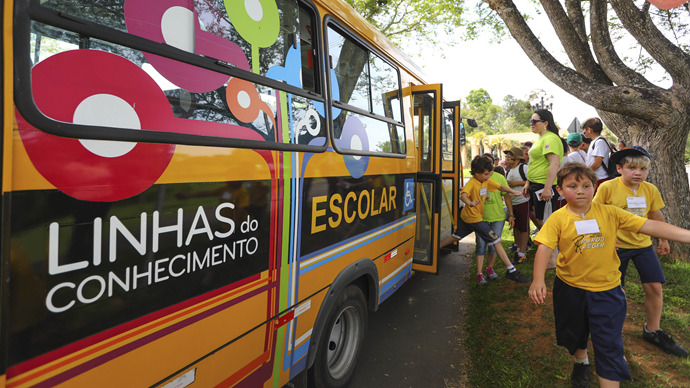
[1,0,465,386]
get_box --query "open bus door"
[410,84,443,274]
[439,101,463,248]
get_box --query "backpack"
[593,137,618,179]
[509,164,527,181]
[517,164,527,181]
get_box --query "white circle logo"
[161,6,195,53]
[73,94,141,158]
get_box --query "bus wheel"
[312,285,367,388]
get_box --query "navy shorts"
[452,218,501,246]
[617,245,666,287]
[553,277,631,382]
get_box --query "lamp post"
[530,89,554,111]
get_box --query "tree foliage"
[462,90,532,135]
[345,0,465,45]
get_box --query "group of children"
[440,132,688,387]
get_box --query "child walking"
[593,147,688,357]
[529,162,690,388]
[504,147,530,264]
[440,156,530,284]
[474,160,515,284]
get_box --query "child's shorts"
[475,220,505,256]
[512,201,530,232]
[617,245,666,287]
[452,218,501,246]
[553,277,631,382]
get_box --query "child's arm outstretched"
[499,185,522,197]
[528,244,553,305]
[639,219,690,244]
[647,210,671,254]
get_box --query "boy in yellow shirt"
[593,147,687,357]
[529,162,690,388]
[440,156,529,283]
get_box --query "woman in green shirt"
[523,109,564,222]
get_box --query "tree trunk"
[600,111,690,259]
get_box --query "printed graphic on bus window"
[22,0,326,146]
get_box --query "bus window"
[20,0,327,148]
[370,54,401,121]
[327,28,371,112]
[326,23,405,156]
[442,108,454,162]
[299,4,319,94]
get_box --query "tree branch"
[589,0,657,88]
[482,0,671,120]
[609,0,690,86]
[541,0,610,84]
[379,0,405,33]
[565,0,587,43]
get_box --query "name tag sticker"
[479,188,487,196]
[535,189,544,201]
[575,219,600,235]
[627,196,646,209]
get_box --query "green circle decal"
[225,0,280,48]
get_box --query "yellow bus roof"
[314,0,428,84]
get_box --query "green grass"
[463,225,690,387]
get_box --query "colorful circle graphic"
[223,0,280,48]
[18,50,176,202]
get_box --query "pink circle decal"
[124,0,249,93]
[648,0,688,9]
[18,50,176,202]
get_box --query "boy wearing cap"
[593,147,688,357]
[565,133,587,165]
[579,136,592,153]
[504,147,530,264]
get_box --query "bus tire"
[311,284,367,388]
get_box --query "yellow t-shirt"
[460,177,500,223]
[535,202,647,292]
[593,178,664,249]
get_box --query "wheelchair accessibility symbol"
[403,179,415,211]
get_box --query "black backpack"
[593,137,618,179]
[509,164,527,181]
[517,164,527,181]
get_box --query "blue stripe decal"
[379,270,412,303]
[300,216,415,274]
[380,263,413,295]
[289,354,308,380]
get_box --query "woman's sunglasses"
[530,119,545,125]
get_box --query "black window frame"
[323,16,405,159]
[13,0,329,152]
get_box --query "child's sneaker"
[508,244,518,253]
[476,273,488,285]
[505,269,530,283]
[486,267,498,280]
[570,362,590,388]
[511,252,526,265]
[643,324,689,357]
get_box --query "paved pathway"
[347,238,474,387]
